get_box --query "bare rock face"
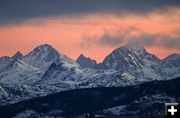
[76,54,97,68]
[12,51,23,60]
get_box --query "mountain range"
[0,44,179,107]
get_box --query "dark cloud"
[98,26,142,46]
[127,34,158,47]
[82,27,180,49]
[1,0,180,25]
[98,31,125,46]
[97,31,158,47]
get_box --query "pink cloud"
[0,7,180,62]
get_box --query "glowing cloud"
[0,7,180,62]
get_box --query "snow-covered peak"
[98,45,166,80]
[12,51,23,60]
[25,44,60,59]
[22,44,60,70]
[76,54,97,68]
[120,44,146,52]
[101,45,161,69]
[113,44,148,58]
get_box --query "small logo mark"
[168,106,177,115]
[165,103,179,118]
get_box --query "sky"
[0,0,180,62]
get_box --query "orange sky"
[0,8,180,62]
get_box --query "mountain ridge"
[0,44,179,106]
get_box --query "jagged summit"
[101,44,160,68]
[26,44,60,57]
[22,44,61,70]
[24,44,60,60]
[77,54,96,62]
[12,51,23,60]
[114,44,147,55]
[78,54,86,58]
[36,44,55,49]
[76,54,97,68]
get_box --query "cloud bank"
[1,0,180,25]
[82,26,180,49]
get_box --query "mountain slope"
[0,56,12,72]
[39,53,82,85]
[40,59,136,88]
[0,59,42,85]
